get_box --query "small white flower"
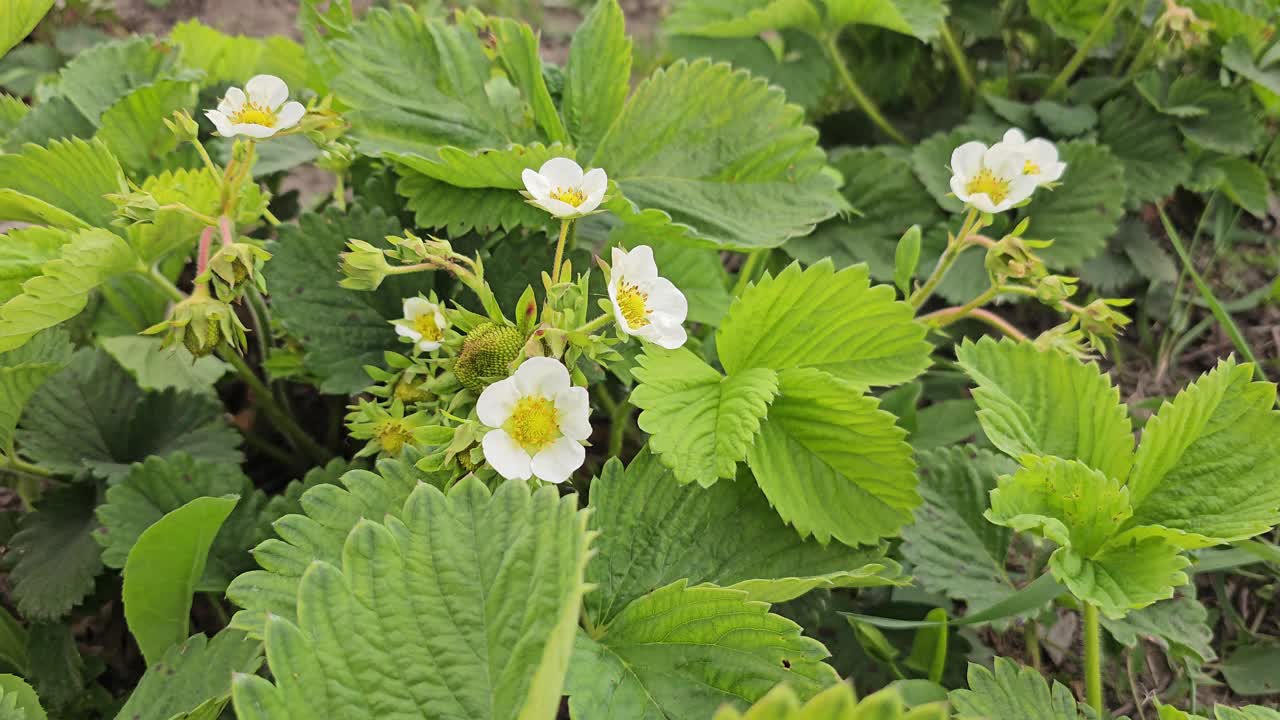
[949,140,1039,214]
[607,245,688,349]
[393,297,448,352]
[204,75,306,139]
[477,357,591,483]
[521,157,607,218]
[999,129,1067,187]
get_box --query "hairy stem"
[922,285,1000,328]
[1084,602,1104,714]
[822,33,909,145]
[1046,0,1128,97]
[551,219,572,285]
[940,25,977,97]
[196,226,214,277]
[574,313,614,334]
[911,208,979,309]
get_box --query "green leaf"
[1032,100,1097,137]
[0,227,69,304]
[1222,35,1280,95]
[488,17,566,144]
[1222,641,1280,697]
[49,36,177,125]
[0,609,27,676]
[987,456,1132,558]
[0,328,71,452]
[664,0,823,38]
[747,367,919,546]
[711,682,862,720]
[395,171,548,235]
[844,573,1066,630]
[231,478,589,720]
[3,96,95,152]
[955,337,1134,482]
[0,1,53,60]
[130,167,265,264]
[666,32,832,113]
[900,447,1022,608]
[264,205,433,394]
[949,657,1083,720]
[1137,74,1263,156]
[595,59,845,250]
[168,20,308,89]
[0,675,45,720]
[894,225,922,297]
[24,622,82,711]
[114,630,263,720]
[0,137,126,230]
[1217,707,1280,720]
[567,581,839,719]
[585,449,901,627]
[1027,0,1113,44]
[823,0,947,39]
[1099,96,1190,205]
[564,0,632,159]
[94,80,198,176]
[123,495,239,666]
[8,484,103,621]
[392,142,572,189]
[1100,592,1215,663]
[18,349,242,481]
[225,450,433,636]
[631,347,779,487]
[1050,528,1190,619]
[1125,358,1280,548]
[1190,154,1271,217]
[786,148,943,283]
[1021,141,1127,268]
[718,261,930,387]
[99,336,229,394]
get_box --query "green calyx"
[453,322,525,392]
[199,242,271,301]
[142,284,248,358]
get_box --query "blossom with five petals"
[521,158,607,218]
[607,245,688,349]
[205,74,305,139]
[392,297,448,352]
[478,357,591,483]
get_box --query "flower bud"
[107,189,160,227]
[316,142,355,173]
[985,235,1049,285]
[1035,275,1078,308]
[453,322,525,393]
[339,239,395,291]
[199,242,271,301]
[142,285,248,357]
[163,110,200,144]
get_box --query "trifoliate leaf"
[786,147,945,282]
[1020,141,1127,268]
[115,630,262,720]
[0,137,126,230]
[8,484,103,621]
[264,205,432,394]
[585,449,901,626]
[226,449,433,636]
[594,59,845,250]
[566,581,839,719]
[17,349,242,481]
[231,478,589,720]
[718,260,930,387]
[822,0,949,40]
[1051,527,1190,619]
[955,337,1134,482]
[99,336,229,394]
[0,0,54,59]
[631,347,779,487]
[900,447,1022,608]
[1101,592,1215,663]
[1125,358,1280,548]
[0,328,71,452]
[0,227,67,304]
[168,20,308,90]
[747,367,919,546]
[664,0,822,38]
[949,657,1083,720]
[987,456,1133,557]
[0,675,45,720]
[123,495,239,665]
[1099,95,1190,205]
[1136,74,1263,156]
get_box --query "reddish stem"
[196,226,215,275]
[218,215,235,246]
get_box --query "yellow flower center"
[413,312,443,342]
[504,395,560,452]
[374,420,415,455]
[615,282,650,329]
[550,187,586,207]
[230,103,277,127]
[1023,159,1041,176]
[965,168,1011,205]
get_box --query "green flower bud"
[163,110,200,143]
[453,322,525,393]
[1035,274,1078,308]
[199,242,271,301]
[142,285,248,357]
[107,189,161,227]
[339,239,395,291]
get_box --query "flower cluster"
[950,129,1066,214]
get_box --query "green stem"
[220,350,330,466]
[940,25,977,97]
[333,172,347,212]
[821,33,909,145]
[1025,620,1043,673]
[574,314,614,334]
[150,266,186,302]
[1046,0,1129,98]
[2,453,53,479]
[923,285,1000,328]
[910,208,979,309]
[1083,602,1104,714]
[550,219,572,285]
[732,250,768,298]
[608,395,631,459]
[190,137,220,177]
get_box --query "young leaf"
[893,225,922,297]
[129,167,266,264]
[1125,358,1280,548]
[567,581,839,719]
[630,347,779,487]
[718,261,931,387]
[949,657,1082,720]
[8,485,103,622]
[1050,528,1190,620]
[0,675,45,720]
[0,0,54,58]
[231,478,590,720]
[0,328,71,452]
[488,18,567,144]
[747,367,919,546]
[49,37,177,125]
[585,449,901,626]
[168,20,308,89]
[396,173,548,236]
[955,337,1134,482]
[987,456,1132,559]
[123,495,239,665]
[115,630,263,720]
[563,0,632,159]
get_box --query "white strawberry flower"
[521,157,607,218]
[205,74,305,139]
[999,129,1067,186]
[949,140,1040,214]
[607,245,688,349]
[393,297,448,352]
[477,357,591,484]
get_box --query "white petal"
[434,311,448,330]
[394,323,423,341]
[522,168,550,199]
[950,141,987,177]
[205,110,235,137]
[230,123,280,139]
[1002,128,1028,146]
[246,74,289,109]
[538,157,584,189]
[530,437,585,484]
[1025,138,1059,163]
[967,193,999,214]
[418,339,442,352]
[535,197,582,218]
[580,167,608,194]
[984,143,1026,179]
[575,192,605,215]
[403,296,433,319]
[609,246,627,275]
[641,277,688,323]
[1007,175,1039,205]
[646,321,688,350]
[482,430,532,480]
[477,378,520,427]
[617,245,658,282]
[949,174,972,202]
[554,386,591,441]
[1040,161,1067,183]
[275,101,305,130]
[217,87,246,114]
[512,356,570,398]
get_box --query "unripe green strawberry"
[454,322,524,392]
